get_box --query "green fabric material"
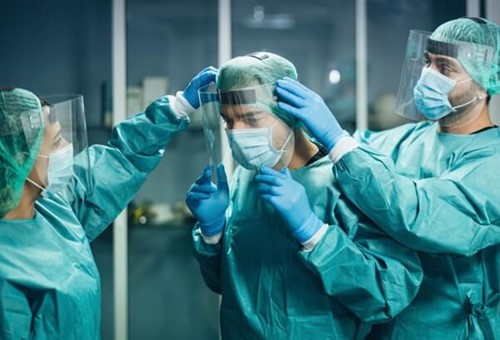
[193,155,423,339]
[0,88,44,216]
[0,95,188,339]
[334,122,500,339]
[217,52,299,127]
[430,17,500,95]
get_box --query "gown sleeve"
[0,284,32,340]
[192,225,223,294]
[333,143,500,256]
[300,197,423,323]
[71,95,190,241]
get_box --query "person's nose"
[429,63,440,73]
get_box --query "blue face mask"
[413,67,476,120]
[226,124,292,171]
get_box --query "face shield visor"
[199,83,295,172]
[28,94,92,200]
[395,30,494,126]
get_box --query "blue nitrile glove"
[183,66,218,109]
[276,77,348,152]
[255,166,323,244]
[186,164,229,237]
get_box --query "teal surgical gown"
[193,155,423,339]
[333,122,500,339]
[0,96,188,339]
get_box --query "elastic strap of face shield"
[246,52,270,61]
[461,17,487,24]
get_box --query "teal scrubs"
[0,96,188,339]
[194,155,423,339]
[334,122,500,339]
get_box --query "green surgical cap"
[430,17,500,95]
[0,88,44,216]
[217,52,299,126]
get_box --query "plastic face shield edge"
[32,95,93,200]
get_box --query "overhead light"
[329,70,341,84]
[242,6,295,30]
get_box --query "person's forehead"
[221,104,272,118]
[425,51,458,62]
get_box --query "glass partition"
[126,0,220,339]
[232,0,357,132]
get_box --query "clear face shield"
[395,30,493,126]
[28,95,92,200]
[199,83,295,172]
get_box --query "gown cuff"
[328,136,359,164]
[201,231,223,244]
[170,91,196,118]
[302,224,329,251]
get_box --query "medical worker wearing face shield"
[275,17,500,339]
[186,52,423,339]
[0,67,216,340]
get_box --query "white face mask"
[226,124,293,171]
[27,144,74,197]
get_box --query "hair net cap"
[430,17,500,95]
[217,52,299,126]
[0,88,44,216]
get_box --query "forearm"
[300,223,423,323]
[73,95,190,241]
[332,147,500,255]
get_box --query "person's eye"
[438,64,454,76]
[423,54,431,66]
[245,118,260,127]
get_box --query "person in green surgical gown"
[0,66,216,339]
[186,52,423,339]
[275,17,500,339]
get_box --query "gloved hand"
[275,77,348,152]
[255,166,324,244]
[183,66,218,109]
[186,164,229,237]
